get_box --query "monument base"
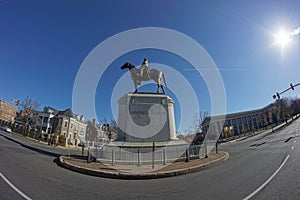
[89,92,188,166]
[117,93,177,142]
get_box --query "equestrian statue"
[120,58,167,94]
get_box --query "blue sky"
[1,0,299,133]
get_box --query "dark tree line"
[269,97,300,125]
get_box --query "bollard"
[68,139,70,157]
[137,149,141,166]
[162,149,166,165]
[87,150,91,163]
[185,147,190,162]
[205,140,208,158]
[111,149,115,166]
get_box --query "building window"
[247,116,251,122]
[232,119,236,126]
[64,120,68,128]
[237,118,242,125]
[252,115,256,122]
[224,120,229,127]
[242,117,247,123]
[71,123,73,129]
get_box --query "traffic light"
[15,100,19,106]
[27,106,31,113]
[273,92,280,99]
[290,83,295,90]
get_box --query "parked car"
[78,142,86,147]
[1,126,12,133]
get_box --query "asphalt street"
[0,118,299,200]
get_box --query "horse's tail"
[162,72,167,88]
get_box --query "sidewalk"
[58,151,229,179]
[9,131,83,151]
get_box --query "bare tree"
[270,103,280,125]
[109,118,118,130]
[290,97,300,115]
[188,111,209,145]
[32,100,41,111]
[19,96,40,112]
[276,98,292,123]
[100,117,108,125]
[188,111,209,135]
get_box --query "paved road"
[0,118,299,200]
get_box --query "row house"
[86,119,118,144]
[51,108,87,146]
[31,106,57,139]
[29,107,87,147]
[86,119,109,146]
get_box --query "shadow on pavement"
[0,133,60,158]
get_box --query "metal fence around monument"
[88,143,208,166]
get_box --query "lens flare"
[274,30,291,47]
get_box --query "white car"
[1,126,12,133]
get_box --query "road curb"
[57,152,229,180]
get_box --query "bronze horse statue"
[120,62,167,93]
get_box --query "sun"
[274,29,291,47]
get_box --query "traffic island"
[58,151,229,179]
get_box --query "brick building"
[0,100,17,124]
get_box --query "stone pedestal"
[117,93,177,142]
[90,93,188,166]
